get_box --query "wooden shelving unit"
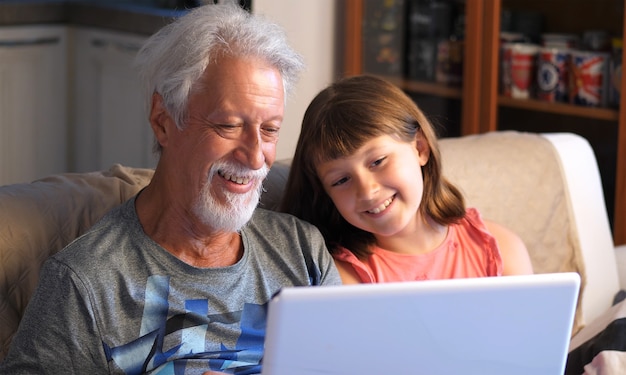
[498,97,620,121]
[372,75,463,99]
[344,0,626,244]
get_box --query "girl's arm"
[333,258,362,284]
[484,220,534,275]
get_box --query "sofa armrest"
[541,133,621,325]
[615,244,626,292]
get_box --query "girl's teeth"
[368,198,393,214]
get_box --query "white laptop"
[262,272,580,375]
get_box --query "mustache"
[209,160,269,182]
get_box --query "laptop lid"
[262,272,580,375]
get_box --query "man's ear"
[149,92,173,148]
[415,132,431,167]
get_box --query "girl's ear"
[415,132,431,167]
[149,92,174,148]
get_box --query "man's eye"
[213,124,242,138]
[261,126,281,140]
[216,124,239,131]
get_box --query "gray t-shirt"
[1,197,341,374]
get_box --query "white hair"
[134,0,305,150]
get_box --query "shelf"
[375,75,463,99]
[402,80,463,99]
[498,97,620,121]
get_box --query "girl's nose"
[355,173,379,201]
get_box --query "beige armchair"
[438,131,625,333]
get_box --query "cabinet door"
[72,27,154,172]
[0,25,67,184]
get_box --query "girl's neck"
[374,214,448,255]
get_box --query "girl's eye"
[371,156,385,168]
[331,176,349,187]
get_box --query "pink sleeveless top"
[332,208,503,283]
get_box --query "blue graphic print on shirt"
[103,275,266,374]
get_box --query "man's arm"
[1,258,108,374]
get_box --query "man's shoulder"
[247,208,321,239]
[251,207,310,226]
[53,200,137,264]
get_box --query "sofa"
[1,131,625,366]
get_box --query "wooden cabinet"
[0,25,68,185]
[344,0,626,245]
[71,27,155,173]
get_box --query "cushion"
[0,164,153,360]
[259,159,291,211]
[439,131,586,334]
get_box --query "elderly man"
[0,2,340,374]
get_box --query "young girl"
[280,75,533,284]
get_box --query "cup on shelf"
[569,50,610,107]
[501,43,540,99]
[537,47,570,103]
[541,33,579,49]
[582,30,611,52]
[500,32,527,44]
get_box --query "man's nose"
[235,128,266,170]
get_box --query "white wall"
[252,0,337,160]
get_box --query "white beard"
[193,160,268,232]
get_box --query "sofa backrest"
[0,130,617,360]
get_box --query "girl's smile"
[365,194,395,215]
[316,134,429,242]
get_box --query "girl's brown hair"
[279,75,465,259]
